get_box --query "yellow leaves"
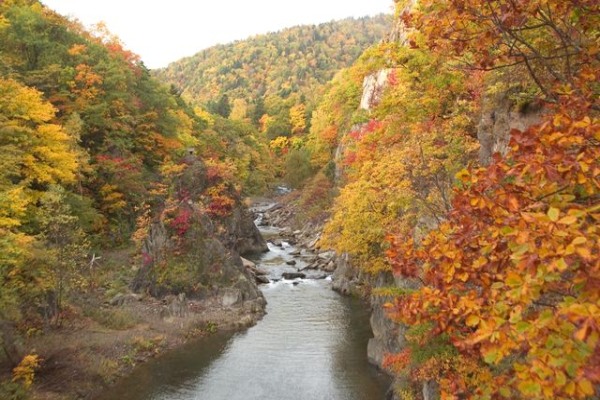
[472,256,487,270]
[0,186,28,229]
[99,184,126,214]
[0,14,10,30]
[455,168,470,182]
[0,78,79,194]
[558,215,577,225]
[466,314,480,327]
[289,103,307,135]
[269,136,290,152]
[0,78,56,123]
[577,379,594,397]
[553,113,571,128]
[573,116,592,129]
[547,206,560,222]
[193,107,214,127]
[12,353,40,389]
[517,380,542,397]
[159,161,187,178]
[67,43,87,56]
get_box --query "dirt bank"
[25,292,264,400]
[8,245,266,400]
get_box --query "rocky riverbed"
[93,198,390,400]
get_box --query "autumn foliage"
[383,0,600,399]
[388,101,599,398]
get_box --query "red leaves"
[169,207,192,236]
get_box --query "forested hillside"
[287,0,598,398]
[1,0,598,398]
[0,1,271,396]
[155,15,390,133]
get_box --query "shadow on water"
[96,217,390,400]
[95,333,236,400]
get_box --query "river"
[97,217,389,400]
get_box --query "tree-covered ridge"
[299,0,599,398]
[155,15,391,114]
[0,1,272,385]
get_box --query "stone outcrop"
[477,95,543,165]
[359,69,391,111]
[331,253,362,296]
[132,158,266,315]
[218,206,268,256]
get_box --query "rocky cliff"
[477,95,543,165]
[330,67,545,400]
[132,157,266,311]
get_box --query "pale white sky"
[41,0,394,69]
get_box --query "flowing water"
[97,217,389,400]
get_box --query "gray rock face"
[221,288,243,307]
[360,69,392,110]
[368,297,405,367]
[331,253,362,296]
[218,206,268,256]
[367,272,414,369]
[477,96,543,165]
[422,380,440,400]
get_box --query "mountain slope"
[155,15,391,112]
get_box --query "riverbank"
[93,197,390,400]
[16,246,265,400]
[20,195,368,400]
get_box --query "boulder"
[282,272,306,280]
[218,206,269,255]
[241,257,256,269]
[285,260,297,266]
[255,275,270,284]
[323,261,336,272]
[300,263,317,271]
[221,288,243,307]
[331,253,361,296]
[318,251,335,261]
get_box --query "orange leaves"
[408,0,598,102]
[386,100,600,398]
[378,0,600,397]
[383,349,412,375]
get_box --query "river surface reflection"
[97,241,389,400]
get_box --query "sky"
[41,0,394,69]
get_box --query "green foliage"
[156,15,391,115]
[35,185,90,326]
[0,379,28,400]
[0,0,268,338]
[284,148,313,188]
[83,307,138,330]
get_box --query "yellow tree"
[0,78,79,324]
[289,103,307,135]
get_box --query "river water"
[97,222,389,400]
